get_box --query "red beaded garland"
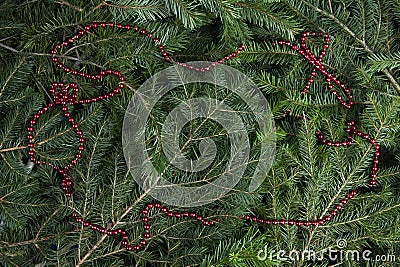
[26,25,381,252]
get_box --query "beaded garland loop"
[26,23,380,251]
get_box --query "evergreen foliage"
[0,0,399,266]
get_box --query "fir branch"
[0,42,103,69]
[367,52,400,72]
[76,188,152,266]
[103,0,162,10]
[52,0,83,12]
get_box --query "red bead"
[369,138,376,144]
